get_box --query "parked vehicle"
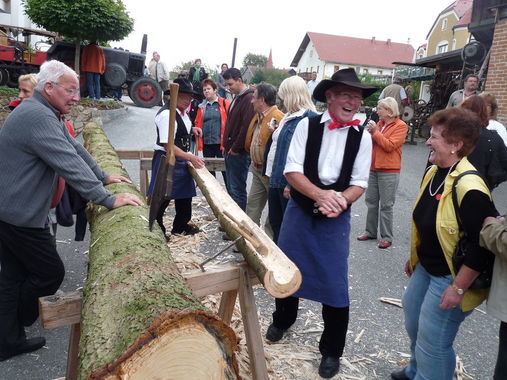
[47,34,162,108]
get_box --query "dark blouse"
[413,166,497,276]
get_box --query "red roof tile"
[291,32,414,68]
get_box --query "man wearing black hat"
[147,78,205,239]
[265,68,377,378]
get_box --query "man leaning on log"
[0,60,143,361]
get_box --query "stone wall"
[67,105,103,136]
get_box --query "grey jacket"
[0,92,115,228]
[480,217,507,322]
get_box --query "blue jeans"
[86,72,101,99]
[402,264,472,380]
[224,153,250,211]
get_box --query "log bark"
[80,122,239,380]
[188,164,302,299]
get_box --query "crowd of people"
[1,55,507,380]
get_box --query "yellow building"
[425,0,473,57]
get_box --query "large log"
[188,165,302,299]
[79,123,239,380]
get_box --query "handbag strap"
[451,170,483,231]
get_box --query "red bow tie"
[328,116,361,130]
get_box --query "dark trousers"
[268,187,289,244]
[156,198,192,235]
[272,296,349,357]
[203,144,227,188]
[495,321,507,380]
[224,153,250,211]
[0,220,65,350]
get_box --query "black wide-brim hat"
[163,78,199,96]
[312,68,378,102]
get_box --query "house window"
[452,39,456,50]
[310,50,313,57]
[363,68,369,74]
[334,65,340,72]
[310,66,313,73]
[437,41,448,54]
[378,69,383,75]
[316,66,319,73]
[441,18,448,31]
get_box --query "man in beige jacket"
[480,214,507,380]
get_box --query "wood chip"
[354,328,366,343]
[379,297,403,308]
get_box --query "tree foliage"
[242,53,267,68]
[23,0,134,71]
[23,0,133,41]
[250,68,290,88]
[358,73,384,107]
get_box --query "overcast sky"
[111,0,450,72]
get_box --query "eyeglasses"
[335,92,363,102]
[52,82,80,96]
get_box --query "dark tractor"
[46,34,162,108]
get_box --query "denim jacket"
[268,110,318,188]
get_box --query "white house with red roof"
[290,32,414,81]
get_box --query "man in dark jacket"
[222,68,255,210]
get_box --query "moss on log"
[79,123,239,380]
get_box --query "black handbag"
[451,170,493,290]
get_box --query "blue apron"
[277,199,351,307]
[147,150,196,199]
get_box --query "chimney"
[371,36,375,43]
[387,38,391,46]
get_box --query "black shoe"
[391,368,410,380]
[0,337,46,361]
[172,223,201,236]
[318,356,340,378]
[218,225,225,232]
[266,324,286,342]
[222,233,231,241]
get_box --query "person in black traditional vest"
[265,68,377,378]
[146,78,204,240]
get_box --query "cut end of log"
[89,311,239,380]
[264,268,302,299]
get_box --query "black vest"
[155,105,192,152]
[290,115,364,217]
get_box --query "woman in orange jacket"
[357,97,408,249]
[194,79,230,185]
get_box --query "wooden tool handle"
[166,83,179,164]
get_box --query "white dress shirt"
[284,110,372,188]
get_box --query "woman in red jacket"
[194,79,230,185]
[357,97,408,249]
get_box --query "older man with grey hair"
[0,60,143,361]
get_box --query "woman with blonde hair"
[264,75,317,243]
[480,92,507,146]
[8,74,38,110]
[357,97,408,249]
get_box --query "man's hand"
[105,175,132,185]
[283,186,291,199]
[113,193,144,208]
[188,154,205,169]
[317,190,348,218]
[483,216,505,227]
[192,127,203,138]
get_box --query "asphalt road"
[1,97,505,379]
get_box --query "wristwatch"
[451,283,464,295]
